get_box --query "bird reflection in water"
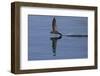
[50,35,62,56]
[50,17,62,56]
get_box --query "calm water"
[28,15,88,60]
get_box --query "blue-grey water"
[28,15,88,60]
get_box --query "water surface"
[28,15,88,60]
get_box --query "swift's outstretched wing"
[51,17,59,33]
